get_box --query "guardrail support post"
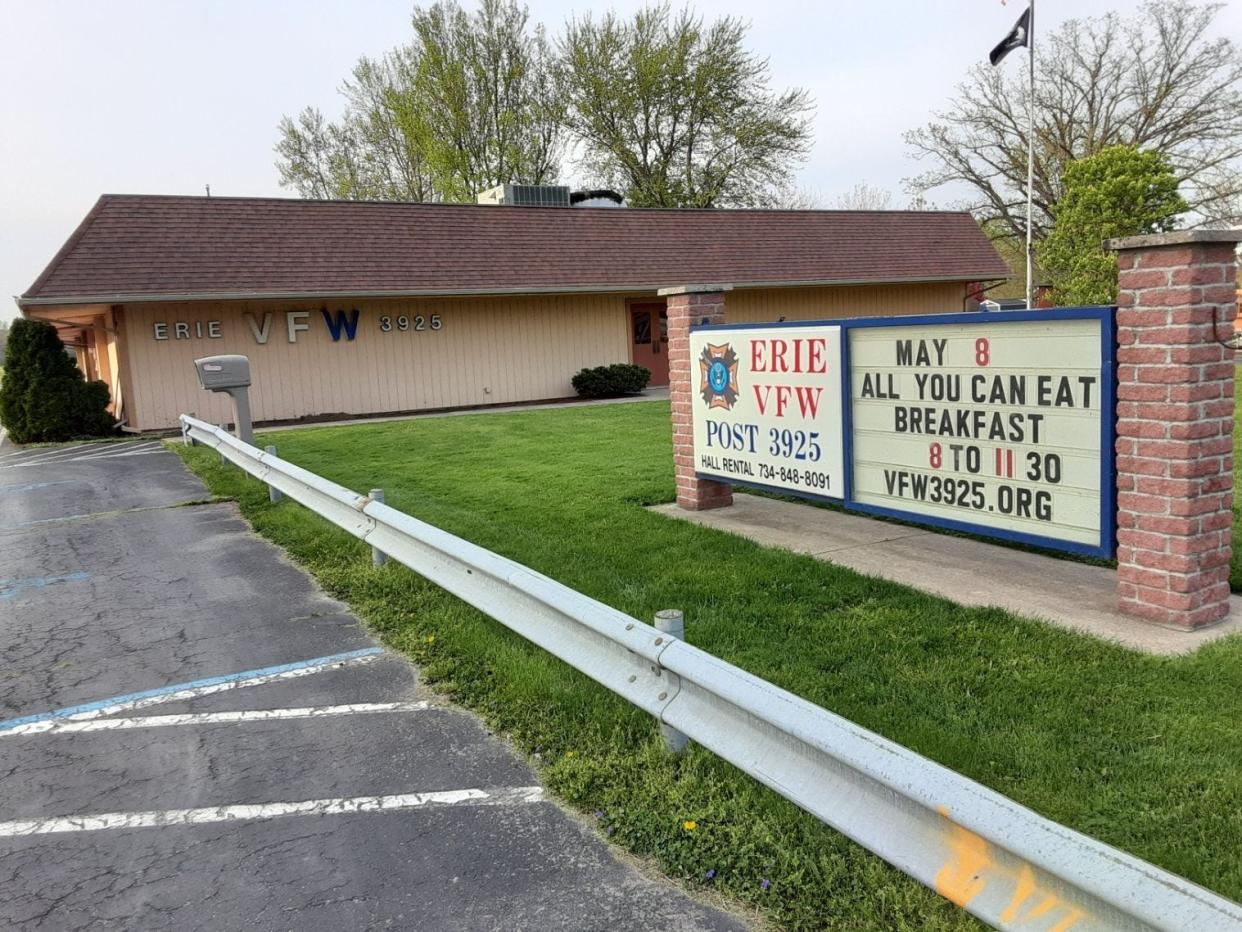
[265,446,283,503]
[654,609,688,754]
[370,489,388,566]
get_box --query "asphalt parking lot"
[0,439,743,931]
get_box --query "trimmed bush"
[0,319,116,443]
[571,363,651,398]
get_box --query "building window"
[633,312,652,345]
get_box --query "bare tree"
[903,193,941,211]
[771,184,942,211]
[834,182,893,210]
[275,108,340,199]
[771,185,826,210]
[904,1,1242,242]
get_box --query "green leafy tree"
[1039,145,1187,305]
[906,1,1242,244]
[276,52,437,202]
[275,0,561,202]
[0,319,115,444]
[558,4,813,208]
[405,0,563,201]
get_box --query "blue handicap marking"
[0,572,91,601]
[0,480,75,496]
[0,647,384,732]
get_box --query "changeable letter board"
[689,325,846,499]
[689,309,1115,558]
[848,311,1114,557]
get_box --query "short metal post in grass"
[265,445,282,503]
[654,609,689,754]
[370,489,387,567]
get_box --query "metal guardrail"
[180,414,1242,932]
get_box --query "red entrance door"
[630,303,669,386]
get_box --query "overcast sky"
[3,0,1239,322]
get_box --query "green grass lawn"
[177,402,1242,930]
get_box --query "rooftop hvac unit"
[476,184,570,207]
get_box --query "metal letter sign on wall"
[690,326,847,498]
[690,308,1116,558]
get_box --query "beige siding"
[102,307,125,419]
[115,309,136,425]
[726,282,969,324]
[36,280,971,431]
[121,295,630,430]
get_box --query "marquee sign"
[689,325,847,499]
[847,309,1115,557]
[690,308,1115,558]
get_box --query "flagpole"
[1026,0,1035,308]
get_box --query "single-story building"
[18,192,1008,431]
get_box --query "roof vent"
[476,184,570,207]
[571,189,625,207]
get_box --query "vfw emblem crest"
[699,342,739,410]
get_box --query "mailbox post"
[193,355,254,445]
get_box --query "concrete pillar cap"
[1107,229,1242,251]
[656,284,735,297]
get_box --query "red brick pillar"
[660,284,734,511]
[1110,231,1241,628]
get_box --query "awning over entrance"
[23,304,125,424]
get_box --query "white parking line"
[70,442,162,461]
[0,440,165,467]
[17,443,100,458]
[0,649,383,733]
[0,786,545,836]
[0,449,97,469]
[0,442,86,459]
[1,702,433,737]
[0,449,84,467]
[85,449,165,461]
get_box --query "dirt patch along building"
[17,193,1008,431]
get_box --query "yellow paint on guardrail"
[935,806,991,908]
[936,806,1086,930]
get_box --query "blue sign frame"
[690,307,1117,559]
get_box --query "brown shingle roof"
[21,194,1008,305]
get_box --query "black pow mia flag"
[990,7,1031,65]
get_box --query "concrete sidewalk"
[652,494,1242,655]
[252,387,671,435]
